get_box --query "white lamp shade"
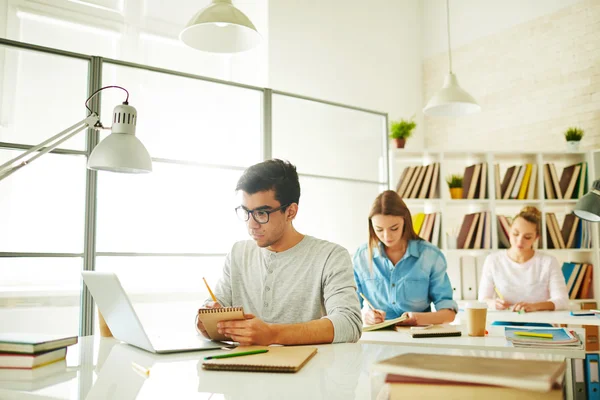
[180,0,261,53]
[423,73,481,117]
[88,133,152,173]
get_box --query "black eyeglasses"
[235,203,291,224]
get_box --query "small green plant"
[446,174,463,188]
[389,117,417,140]
[565,127,584,141]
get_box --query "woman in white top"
[478,206,569,312]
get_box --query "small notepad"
[197,307,245,341]
[362,314,409,332]
[202,345,317,373]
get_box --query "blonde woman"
[478,206,568,312]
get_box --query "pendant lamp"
[180,0,262,54]
[423,0,480,117]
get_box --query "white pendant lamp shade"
[180,0,262,53]
[88,104,152,173]
[423,0,480,117]
[423,73,481,117]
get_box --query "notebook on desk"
[202,346,317,373]
[362,314,408,332]
[197,307,246,341]
[395,325,462,338]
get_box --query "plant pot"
[393,138,406,149]
[566,141,580,152]
[449,187,463,199]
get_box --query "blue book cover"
[504,327,575,343]
[585,353,599,397]
[562,262,575,285]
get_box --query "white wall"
[422,0,584,58]
[268,0,425,149]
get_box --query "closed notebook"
[197,307,245,341]
[0,348,66,369]
[362,314,408,332]
[385,374,563,400]
[202,346,317,373]
[372,353,565,392]
[0,334,77,355]
[395,325,462,338]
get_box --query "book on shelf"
[372,352,565,392]
[517,164,533,200]
[0,334,78,355]
[497,215,512,249]
[526,164,538,199]
[456,212,491,249]
[494,164,502,199]
[504,165,521,199]
[543,164,556,199]
[559,163,582,199]
[562,262,593,299]
[510,164,526,199]
[384,374,563,400]
[0,347,67,369]
[395,163,440,199]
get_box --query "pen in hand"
[359,292,384,321]
[203,277,218,303]
[204,349,268,360]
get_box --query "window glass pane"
[95,256,225,333]
[295,177,383,253]
[100,64,263,167]
[272,94,386,181]
[96,163,247,253]
[0,46,90,150]
[0,258,81,336]
[0,151,87,253]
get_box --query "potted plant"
[389,117,416,149]
[446,174,463,199]
[565,127,584,152]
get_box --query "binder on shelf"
[572,358,587,400]
[460,256,478,300]
[585,353,599,397]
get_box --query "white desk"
[360,325,586,359]
[475,310,600,326]
[0,336,570,400]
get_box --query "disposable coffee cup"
[465,301,487,337]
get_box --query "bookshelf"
[389,149,600,306]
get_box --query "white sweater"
[477,251,569,310]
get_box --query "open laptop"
[82,271,228,354]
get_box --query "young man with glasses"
[196,159,362,345]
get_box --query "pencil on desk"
[203,277,217,303]
[513,331,553,339]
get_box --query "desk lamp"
[0,85,152,182]
[574,179,600,222]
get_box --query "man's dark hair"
[236,159,300,207]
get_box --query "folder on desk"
[586,353,600,397]
[572,358,587,400]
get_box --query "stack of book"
[543,162,588,200]
[0,333,78,390]
[374,352,565,399]
[395,163,440,199]
[504,327,583,350]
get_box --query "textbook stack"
[411,212,441,247]
[0,334,77,390]
[395,163,440,199]
[375,352,565,399]
[504,327,583,350]
[562,262,594,300]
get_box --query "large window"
[0,44,387,336]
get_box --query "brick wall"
[423,0,600,151]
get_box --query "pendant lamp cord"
[446,0,453,73]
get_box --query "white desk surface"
[360,324,586,359]
[479,309,600,326]
[0,336,570,400]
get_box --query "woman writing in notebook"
[478,206,569,312]
[353,190,457,326]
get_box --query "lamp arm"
[0,114,99,182]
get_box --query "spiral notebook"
[197,307,246,341]
[202,346,317,373]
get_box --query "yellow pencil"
[203,277,217,303]
[513,331,553,339]
[494,287,504,300]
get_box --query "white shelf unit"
[389,149,600,305]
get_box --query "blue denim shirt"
[353,240,457,319]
